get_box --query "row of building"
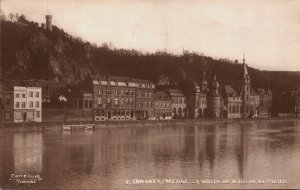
[69,58,272,121]
[0,84,42,123]
[0,58,272,123]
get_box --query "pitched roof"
[250,89,259,96]
[167,88,185,97]
[223,85,240,97]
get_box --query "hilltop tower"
[45,14,52,31]
[208,72,221,118]
[239,54,251,118]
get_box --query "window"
[98,98,102,105]
[84,100,89,109]
[107,98,111,104]
[29,91,33,97]
[6,98,10,105]
[35,101,40,108]
[149,92,152,98]
[96,109,100,116]
[120,98,124,106]
[89,101,93,109]
[36,111,40,118]
[15,102,19,108]
[22,94,25,98]
[35,92,39,97]
[15,112,21,120]
[21,102,25,108]
[5,112,10,120]
[114,98,119,106]
[29,101,33,108]
[107,89,111,95]
[15,93,19,98]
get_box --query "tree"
[8,13,14,22]
[0,13,7,21]
[18,14,27,23]
[14,13,19,21]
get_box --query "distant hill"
[1,18,300,113]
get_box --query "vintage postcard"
[0,0,299,190]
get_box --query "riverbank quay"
[0,117,299,132]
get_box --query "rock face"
[1,21,97,84]
[1,20,300,92]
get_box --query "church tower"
[199,70,208,92]
[239,54,251,118]
[208,72,221,118]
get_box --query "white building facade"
[14,86,42,122]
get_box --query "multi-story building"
[134,79,155,120]
[222,85,242,119]
[69,91,93,110]
[13,86,42,122]
[0,83,14,123]
[257,88,272,118]
[92,75,155,121]
[249,90,260,117]
[85,56,272,121]
[183,71,209,119]
[167,89,187,118]
[153,91,172,120]
[156,74,170,86]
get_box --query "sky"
[2,0,300,71]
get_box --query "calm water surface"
[0,120,300,189]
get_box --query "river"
[0,120,299,189]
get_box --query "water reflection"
[13,133,43,174]
[0,120,299,189]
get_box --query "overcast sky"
[2,0,300,71]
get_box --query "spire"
[240,53,250,83]
[209,72,219,96]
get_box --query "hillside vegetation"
[1,18,300,112]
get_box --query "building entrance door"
[108,111,111,119]
[23,112,27,122]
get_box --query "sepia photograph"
[0,0,300,189]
